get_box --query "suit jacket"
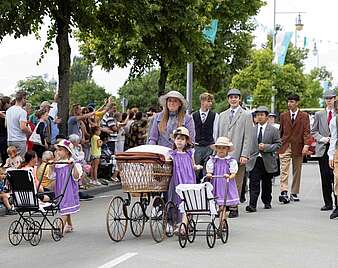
[218,106,253,162]
[278,110,311,156]
[246,124,281,173]
[311,110,334,157]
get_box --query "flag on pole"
[203,19,218,44]
[273,31,293,65]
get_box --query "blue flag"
[203,19,218,44]
[273,31,293,65]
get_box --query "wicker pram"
[116,152,172,193]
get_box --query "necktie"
[291,113,295,124]
[201,112,206,123]
[229,110,235,122]
[258,126,263,144]
[328,111,333,126]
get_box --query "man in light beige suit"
[218,88,253,218]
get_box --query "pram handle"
[201,175,230,183]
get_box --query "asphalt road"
[0,162,337,268]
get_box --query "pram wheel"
[219,219,229,244]
[22,217,34,241]
[106,196,128,242]
[29,221,42,246]
[187,218,196,243]
[130,201,146,237]
[178,222,188,248]
[164,201,177,238]
[8,220,23,246]
[51,218,64,242]
[149,196,165,243]
[206,223,216,248]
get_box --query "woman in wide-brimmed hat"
[148,90,195,148]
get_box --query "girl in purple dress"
[168,127,201,226]
[53,139,82,234]
[206,137,239,224]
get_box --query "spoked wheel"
[51,218,64,242]
[219,219,229,244]
[29,221,42,246]
[8,220,23,246]
[178,222,188,248]
[164,201,177,238]
[187,218,196,243]
[149,196,165,243]
[206,222,216,248]
[22,217,34,241]
[106,196,128,242]
[129,201,146,237]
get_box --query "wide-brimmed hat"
[55,139,74,156]
[171,127,192,144]
[211,137,233,151]
[159,90,187,110]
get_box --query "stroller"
[98,143,117,179]
[176,179,229,248]
[6,163,73,246]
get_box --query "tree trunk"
[158,59,168,98]
[56,0,71,136]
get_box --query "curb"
[80,183,122,196]
[0,206,6,216]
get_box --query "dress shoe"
[279,191,290,204]
[320,205,333,211]
[245,205,256,213]
[290,194,300,202]
[330,208,338,219]
[228,210,239,218]
[264,204,272,209]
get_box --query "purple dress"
[210,156,239,206]
[167,149,196,207]
[55,164,80,216]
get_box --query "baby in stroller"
[99,143,118,182]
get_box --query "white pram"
[176,182,229,248]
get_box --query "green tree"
[17,76,55,108]
[0,0,96,134]
[78,0,222,97]
[70,56,93,85]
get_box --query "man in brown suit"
[278,94,311,204]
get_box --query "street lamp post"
[313,42,319,67]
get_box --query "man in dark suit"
[311,90,336,211]
[246,106,281,212]
[278,94,311,204]
[192,92,219,183]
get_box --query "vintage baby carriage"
[6,162,74,246]
[176,177,230,248]
[106,146,176,243]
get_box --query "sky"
[1,0,338,97]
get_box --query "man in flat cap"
[312,90,337,212]
[218,88,253,218]
[246,106,281,212]
[278,94,311,204]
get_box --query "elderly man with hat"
[148,90,195,148]
[246,106,281,212]
[313,90,337,214]
[218,88,253,218]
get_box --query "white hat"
[211,137,233,151]
[159,90,188,110]
[55,139,74,156]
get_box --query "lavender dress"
[210,156,239,206]
[167,149,196,207]
[55,164,80,216]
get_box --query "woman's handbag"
[29,122,42,145]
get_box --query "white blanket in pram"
[126,145,172,160]
[176,182,217,215]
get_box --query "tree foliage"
[0,0,97,134]
[70,56,93,85]
[17,76,55,109]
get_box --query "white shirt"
[257,122,268,140]
[206,155,238,174]
[5,105,28,142]
[328,117,337,160]
[199,109,219,143]
[230,106,241,116]
[289,109,299,121]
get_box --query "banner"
[273,31,293,65]
[203,19,218,44]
